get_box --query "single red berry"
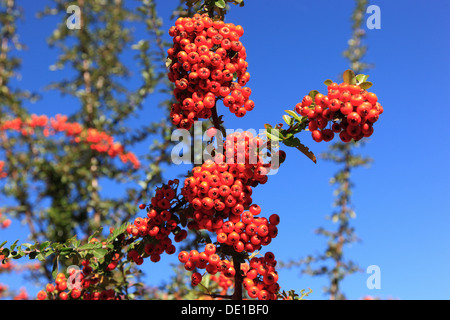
[249,204,261,216]
[191,272,202,286]
[204,243,216,255]
[37,290,47,300]
[59,292,68,300]
[269,214,280,225]
[312,130,323,142]
[302,95,313,107]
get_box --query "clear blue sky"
[1,0,449,300]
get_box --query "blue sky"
[1,0,449,300]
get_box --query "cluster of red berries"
[0,114,140,169]
[178,243,236,284]
[295,82,383,143]
[127,180,187,264]
[220,131,272,187]
[176,129,281,299]
[181,159,254,231]
[167,13,254,129]
[178,243,280,300]
[178,204,279,299]
[36,265,120,300]
[216,207,279,254]
[242,252,279,300]
[181,131,272,231]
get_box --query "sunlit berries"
[296,82,383,143]
[126,180,185,264]
[167,13,254,129]
[243,252,279,300]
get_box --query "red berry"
[37,290,47,300]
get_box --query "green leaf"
[78,242,102,251]
[282,131,293,140]
[215,0,226,8]
[232,72,238,82]
[40,241,51,251]
[9,240,19,251]
[88,227,103,243]
[355,74,369,84]
[107,222,129,243]
[266,132,281,141]
[308,90,319,100]
[93,249,108,260]
[21,243,32,249]
[44,249,55,258]
[0,241,7,249]
[359,81,373,90]
[324,79,333,86]
[265,128,282,141]
[283,137,301,147]
[59,247,74,257]
[284,110,300,122]
[282,115,293,126]
[343,69,356,84]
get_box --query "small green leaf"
[265,128,283,141]
[88,227,103,243]
[282,115,293,126]
[107,222,129,243]
[40,241,51,251]
[343,69,356,84]
[308,90,319,99]
[59,247,74,257]
[93,249,108,260]
[324,79,333,86]
[78,242,102,251]
[21,243,33,249]
[359,81,373,90]
[0,241,6,248]
[283,137,301,147]
[44,249,55,258]
[355,74,369,84]
[9,240,19,251]
[265,132,282,142]
[215,0,226,8]
[285,110,303,123]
